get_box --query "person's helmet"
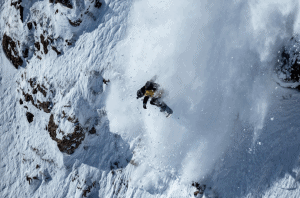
[137,90,143,98]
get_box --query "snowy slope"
[2,0,300,197]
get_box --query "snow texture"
[2,0,300,197]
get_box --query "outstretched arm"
[143,96,149,109]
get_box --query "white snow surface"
[1,0,300,197]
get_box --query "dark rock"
[2,34,23,69]
[41,84,48,90]
[11,0,21,7]
[67,116,77,123]
[19,98,23,104]
[34,42,40,51]
[47,36,54,43]
[62,111,66,118]
[11,0,23,22]
[57,125,85,154]
[26,112,34,123]
[89,127,96,134]
[22,90,52,113]
[279,49,300,82]
[103,78,110,84]
[65,40,72,46]
[192,182,206,196]
[20,5,23,22]
[48,114,58,140]
[290,61,300,82]
[95,0,102,8]
[23,92,33,103]
[27,22,32,30]
[26,175,32,184]
[84,11,97,21]
[36,84,47,97]
[40,35,49,54]
[68,18,82,27]
[23,48,29,58]
[277,37,300,90]
[37,100,51,113]
[47,114,85,154]
[28,78,36,88]
[51,46,61,55]
[82,184,94,197]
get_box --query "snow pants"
[150,97,167,112]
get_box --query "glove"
[143,104,147,109]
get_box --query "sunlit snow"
[1,0,300,197]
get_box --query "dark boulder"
[2,34,23,69]
[27,22,32,30]
[26,112,34,123]
[277,37,300,90]
[89,127,96,134]
[95,0,102,8]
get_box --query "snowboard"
[160,104,173,118]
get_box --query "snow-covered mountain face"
[2,0,300,197]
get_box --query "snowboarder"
[136,79,173,117]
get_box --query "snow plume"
[248,0,298,144]
[106,0,299,190]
